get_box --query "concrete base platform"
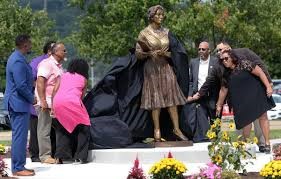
[3,139,279,179]
[89,142,207,164]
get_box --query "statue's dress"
[136,26,187,110]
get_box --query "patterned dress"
[136,26,187,110]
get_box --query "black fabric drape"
[83,32,189,149]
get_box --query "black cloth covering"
[83,32,190,149]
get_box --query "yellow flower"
[260,161,281,177]
[207,131,213,139]
[222,131,228,139]
[149,157,187,177]
[211,123,217,129]
[215,155,222,164]
[253,137,258,144]
[228,123,235,129]
[232,142,239,148]
[214,118,221,126]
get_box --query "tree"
[68,0,180,62]
[70,0,281,78]
[0,0,55,90]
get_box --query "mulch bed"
[1,152,11,159]
[240,172,263,179]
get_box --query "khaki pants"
[37,107,53,161]
[236,119,265,146]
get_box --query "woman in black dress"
[217,49,274,153]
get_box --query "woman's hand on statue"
[266,86,273,97]
[187,96,193,102]
[192,92,200,100]
[216,104,222,116]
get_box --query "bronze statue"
[135,5,188,142]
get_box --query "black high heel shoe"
[55,158,63,164]
[173,129,188,141]
[264,144,271,154]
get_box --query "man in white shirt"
[186,41,219,142]
[36,43,66,163]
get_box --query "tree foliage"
[0,0,55,90]
[70,0,281,78]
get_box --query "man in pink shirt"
[36,42,66,164]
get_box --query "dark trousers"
[54,119,90,161]
[9,109,29,173]
[29,115,56,159]
[29,115,39,160]
[186,100,211,142]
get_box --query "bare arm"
[37,76,48,110]
[251,65,273,96]
[82,79,88,99]
[216,86,228,116]
[51,77,61,108]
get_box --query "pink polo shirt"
[36,55,63,108]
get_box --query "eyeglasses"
[198,48,207,51]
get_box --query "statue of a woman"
[135,5,188,142]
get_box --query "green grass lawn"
[269,129,281,139]
[0,140,11,146]
[228,129,281,140]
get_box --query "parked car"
[267,110,279,120]
[273,79,281,86]
[267,94,281,120]
[0,92,11,130]
[273,84,281,95]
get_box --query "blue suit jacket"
[4,50,34,112]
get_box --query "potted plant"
[148,152,187,179]
[207,118,257,174]
[260,144,281,178]
[127,156,146,179]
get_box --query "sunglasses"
[217,48,223,52]
[222,56,230,62]
[198,48,207,51]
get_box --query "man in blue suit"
[4,34,35,176]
